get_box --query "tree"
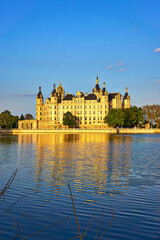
[0,110,19,129]
[104,109,125,127]
[63,111,75,128]
[124,106,144,127]
[25,114,34,120]
[20,114,25,120]
[143,105,160,128]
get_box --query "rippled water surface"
[0,133,160,239]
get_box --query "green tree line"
[0,111,34,129]
[104,106,144,128]
[104,105,160,128]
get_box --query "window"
[89,111,91,114]
[55,111,56,114]
[89,105,91,109]
[85,117,87,120]
[93,111,95,114]
[55,106,56,109]
[93,105,95,109]
[85,106,87,109]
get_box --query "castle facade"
[19,76,130,129]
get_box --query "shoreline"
[0,128,160,134]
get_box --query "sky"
[0,0,160,117]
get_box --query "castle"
[18,76,130,129]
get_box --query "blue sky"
[0,0,160,117]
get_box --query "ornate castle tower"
[51,83,58,104]
[123,87,131,108]
[36,86,44,120]
[92,75,102,100]
[56,81,65,102]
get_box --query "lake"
[0,133,160,239]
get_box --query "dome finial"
[53,83,56,90]
[125,86,128,93]
[39,86,41,92]
[59,80,61,86]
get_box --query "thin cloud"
[155,79,160,84]
[119,69,128,72]
[131,27,139,31]
[154,48,160,53]
[107,65,114,69]
[15,93,36,97]
[116,62,124,66]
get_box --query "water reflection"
[17,133,131,196]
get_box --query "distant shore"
[0,128,160,134]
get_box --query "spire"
[103,81,105,88]
[125,86,128,93]
[37,85,43,99]
[53,83,56,90]
[59,80,61,86]
[96,74,99,84]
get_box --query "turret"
[123,86,130,108]
[56,80,65,102]
[95,75,100,92]
[36,86,44,104]
[51,83,58,104]
[102,81,107,95]
[36,86,44,120]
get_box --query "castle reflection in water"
[17,133,131,195]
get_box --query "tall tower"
[92,75,102,100]
[36,86,44,120]
[123,87,131,108]
[56,81,65,102]
[51,83,58,104]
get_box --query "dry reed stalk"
[0,169,18,198]
[68,183,82,240]
[98,206,114,240]
[95,208,104,240]
[82,215,94,239]
[22,216,69,240]
[0,194,28,218]
[68,183,114,240]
